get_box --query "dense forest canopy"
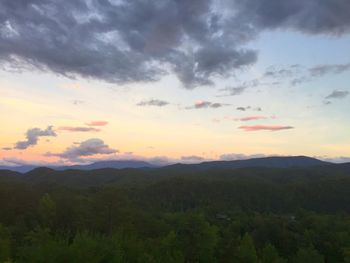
[1,162,350,262]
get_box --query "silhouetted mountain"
[0,165,37,173]
[0,156,336,174]
[163,156,331,171]
[0,160,155,173]
[57,160,155,171]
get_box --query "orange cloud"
[86,121,109,126]
[239,125,294,132]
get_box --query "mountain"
[0,165,37,173]
[0,160,154,173]
[0,156,333,173]
[163,156,332,171]
[57,160,155,170]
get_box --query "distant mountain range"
[0,156,337,173]
[56,160,155,171]
[0,160,154,173]
[163,156,331,171]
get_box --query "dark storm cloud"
[231,0,350,35]
[325,90,349,99]
[0,0,349,88]
[137,99,170,107]
[14,126,56,149]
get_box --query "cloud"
[137,99,169,107]
[86,121,109,126]
[181,155,206,163]
[14,126,56,149]
[188,101,228,109]
[239,125,294,132]
[1,0,349,88]
[58,126,100,132]
[325,90,349,99]
[73,100,84,105]
[310,63,350,77]
[232,0,350,35]
[220,79,260,96]
[47,138,118,160]
[219,153,268,161]
[237,107,249,111]
[1,147,12,151]
[2,157,66,167]
[236,106,262,112]
[264,68,295,78]
[290,63,350,86]
[235,116,267,122]
[318,156,350,163]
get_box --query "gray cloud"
[310,63,350,77]
[219,153,267,161]
[47,138,117,160]
[236,106,262,112]
[137,99,169,107]
[231,0,350,35]
[220,79,260,96]
[73,100,84,105]
[1,0,349,89]
[319,156,350,163]
[264,68,295,78]
[14,126,56,149]
[187,101,228,109]
[325,90,349,99]
[237,106,250,111]
[2,147,12,151]
[181,155,206,163]
[257,63,350,87]
[58,126,100,132]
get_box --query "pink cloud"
[86,121,109,126]
[239,125,294,132]
[58,127,100,132]
[235,116,267,122]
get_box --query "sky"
[0,0,349,166]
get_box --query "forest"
[1,164,350,262]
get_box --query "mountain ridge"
[0,156,336,173]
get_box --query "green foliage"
[38,194,56,227]
[237,233,258,263]
[261,244,286,263]
[0,224,12,262]
[0,167,350,262]
[292,247,324,263]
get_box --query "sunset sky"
[0,0,349,166]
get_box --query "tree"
[261,243,286,263]
[237,233,258,263]
[176,214,218,263]
[0,224,12,262]
[38,193,56,228]
[293,247,324,263]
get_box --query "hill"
[163,156,331,171]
